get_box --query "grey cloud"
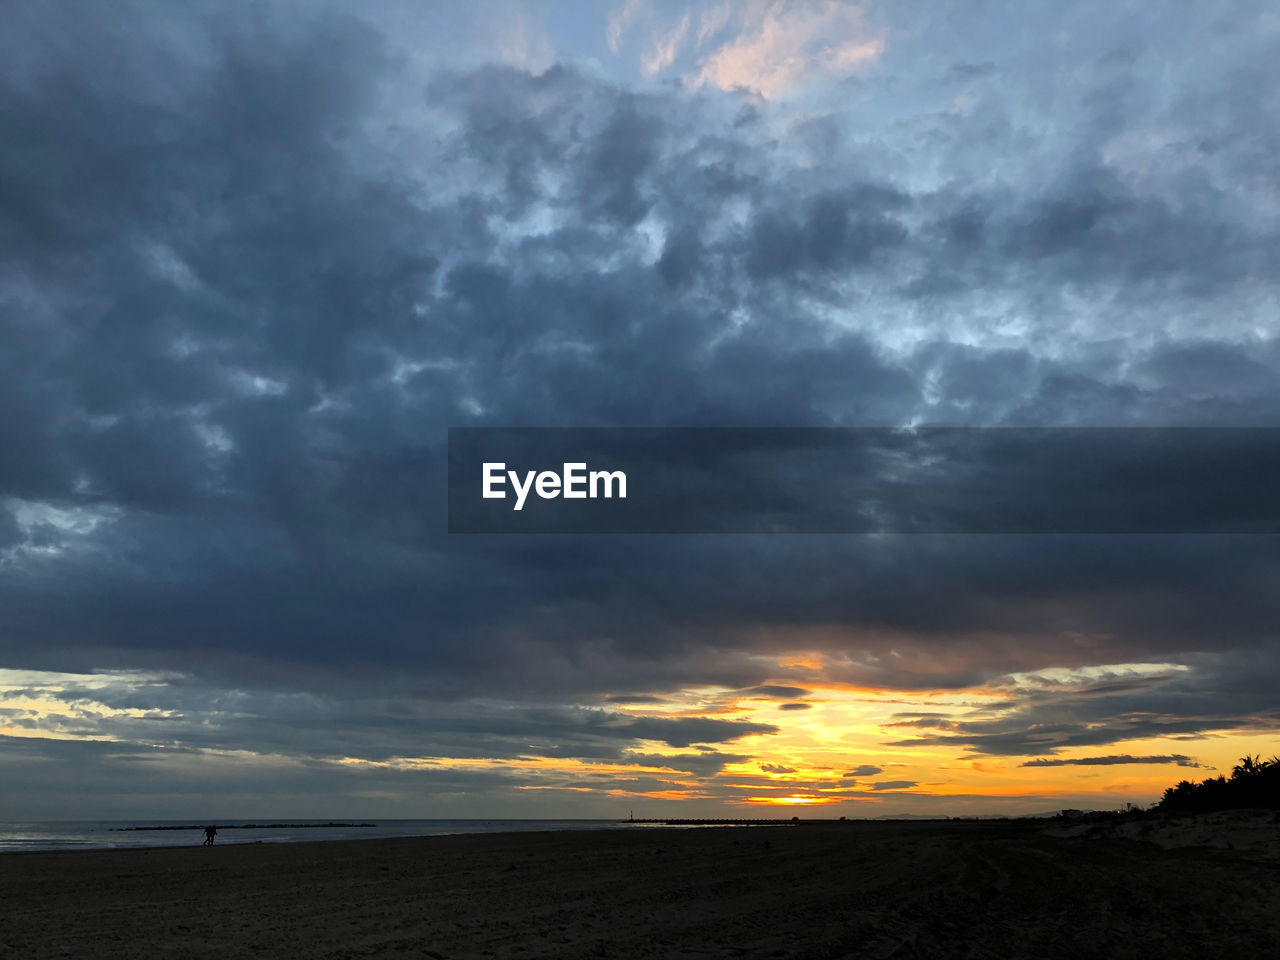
[15,677,776,765]
[746,186,909,279]
[615,752,750,776]
[745,685,811,699]
[759,763,795,774]
[0,506,21,549]
[843,766,883,778]
[887,655,1280,757]
[0,734,619,820]
[1021,755,1202,768]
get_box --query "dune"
[1047,808,1280,857]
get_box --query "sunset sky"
[2,0,1278,820]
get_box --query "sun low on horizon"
[2,656,1272,819]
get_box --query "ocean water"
[0,819,661,853]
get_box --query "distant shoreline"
[1,817,645,855]
[110,822,377,831]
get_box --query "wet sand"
[3,819,1278,958]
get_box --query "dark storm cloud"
[920,163,1280,301]
[746,186,909,279]
[1,0,1278,810]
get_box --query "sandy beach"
[3,819,1278,958]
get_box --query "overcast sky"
[1,0,1278,819]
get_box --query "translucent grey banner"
[447,428,1280,534]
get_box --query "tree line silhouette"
[1156,755,1280,813]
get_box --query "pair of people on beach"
[203,825,217,846]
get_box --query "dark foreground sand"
[3,819,1278,959]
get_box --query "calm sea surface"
[0,819,674,853]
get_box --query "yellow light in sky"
[3,664,1275,815]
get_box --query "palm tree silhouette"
[1157,754,1279,813]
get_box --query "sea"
[0,819,673,853]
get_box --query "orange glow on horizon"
[2,666,1274,816]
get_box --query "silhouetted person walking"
[203,825,217,846]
